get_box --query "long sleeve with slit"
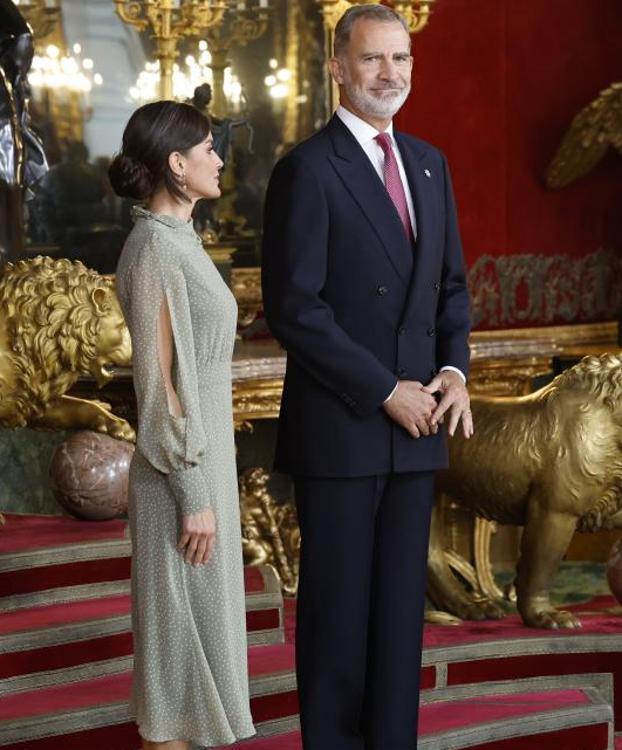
[115,205,255,747]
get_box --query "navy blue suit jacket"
[261,115,471,477]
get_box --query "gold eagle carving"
[546,82,622,189]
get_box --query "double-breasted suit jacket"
[262,114,471,478]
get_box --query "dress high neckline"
[131,205,196,234]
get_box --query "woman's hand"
[177,510,217,566]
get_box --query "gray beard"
[344,80,411,120]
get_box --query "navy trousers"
[294,472,435,750]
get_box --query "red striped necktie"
[374,132,414,243]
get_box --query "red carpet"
[0,671,133,721]
[0,594,130,635]
[0,514,127,554]
[0,514,617,750]
[424,595,622,646]
[0,557,131,597]
[422,689,591,732]
[0,632,135,680]
[226,726,611,750]
[285,596,622,646]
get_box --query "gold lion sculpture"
[0,256,134,442]
[429,353,622,629]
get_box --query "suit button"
[377,285,388,296]
[434,282,441,292]
[430,367,438,377]
[398,326,406,335]
[427,327,436,336]
[397,367,407,377]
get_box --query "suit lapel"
[326,116,413,287]
[394,130,440,322]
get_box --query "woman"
[109,101,255,750]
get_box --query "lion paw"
[521,607,582,629]
[475,598,507,620]
[449,596,506,621]
[95,417,136,443]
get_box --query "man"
[261,5,472,749]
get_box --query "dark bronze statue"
[0,0,48,262]
[189,83,255,239]
[190,82,254,163]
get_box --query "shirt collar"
[336,105,395,148]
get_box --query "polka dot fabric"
[115,205,255,746]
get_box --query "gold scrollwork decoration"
[239,468,299,595]
[231,268,262,328]
[114,0,228,99]
[233,378,283,428]
[393,0,435,33]
[114,0,150,31]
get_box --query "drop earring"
[181,170,187,191]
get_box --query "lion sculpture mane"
[0,255,133,437]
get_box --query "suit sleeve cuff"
[383,380,400,403]
[440,366,466,384]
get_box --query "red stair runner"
[0,513,616,750]
[0,514,127,554]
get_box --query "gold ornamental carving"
[233,378,282,428]
[239,468,299,595]
[114,0,228,100]
[231,267,263,328]
[317,0,434,33]
[546,82,622,189]
[433,353,622,629]
[0,256,134,440]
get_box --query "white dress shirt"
[335,105,466,400]
[336,105,417,239]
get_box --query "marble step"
[0,514,284,652]
[0,584,283,680]
[0,669,611,750]
[0,513,129,598]
[0,644,298,749]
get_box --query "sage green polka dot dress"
[115,206,255,747]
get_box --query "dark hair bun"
[108,152,154,200]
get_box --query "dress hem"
[137,724,257,747]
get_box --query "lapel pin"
[424,169,431,178]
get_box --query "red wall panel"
[395,0,622,327]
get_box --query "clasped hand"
[177,510,216,566]
[383,370,473,439]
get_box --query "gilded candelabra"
[114,0,229,100]
[204,0,272,118]
[13,0,61,40]
[316,0,435,112]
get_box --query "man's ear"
[328,57,345,85]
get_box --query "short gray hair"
[333,4,410,58]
